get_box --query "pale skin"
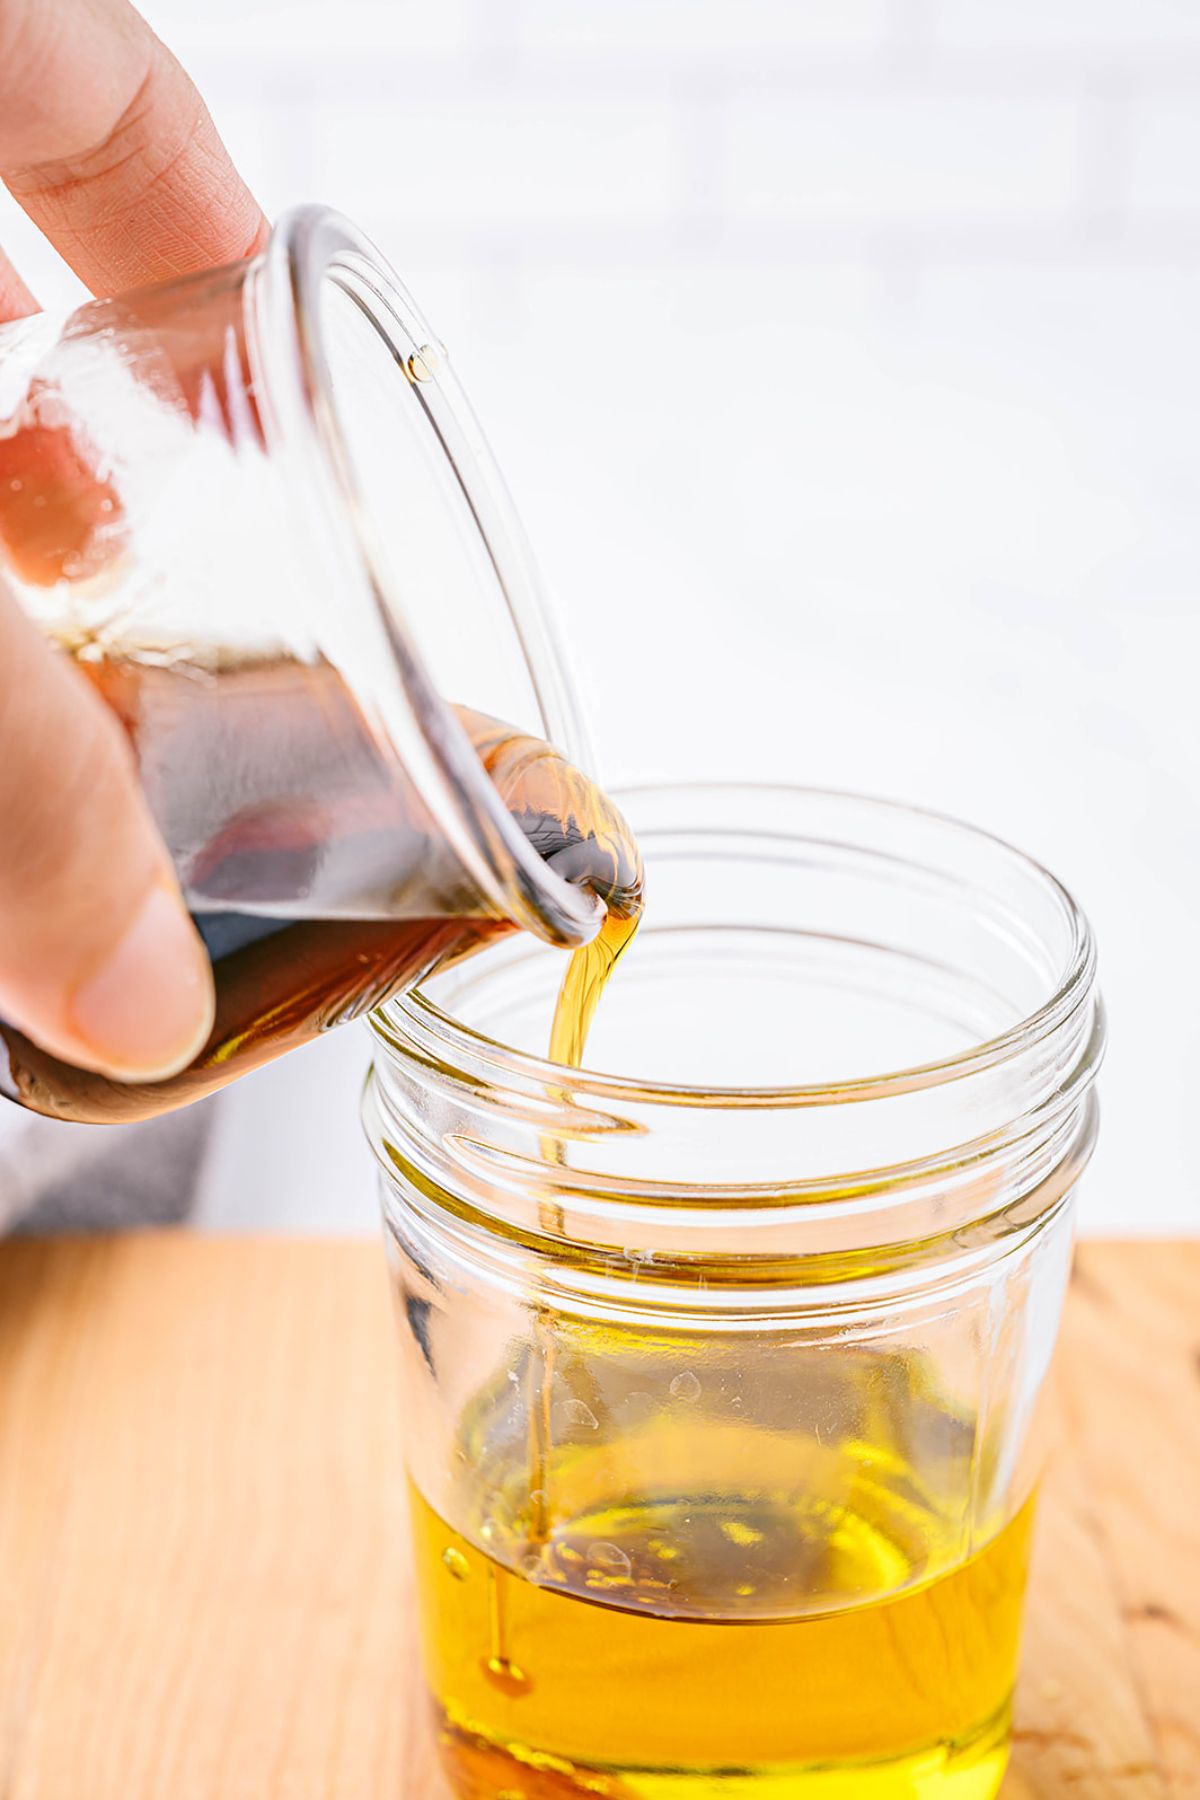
[0,0,267,1084]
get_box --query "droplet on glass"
[670,1370,702,1402]
[442,1546,470,1581]
[587,1541,632,1578]
[483,1654,531,1696]
[407,339,446,382]
[562,1397,599,1430]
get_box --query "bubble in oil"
[669,1370,701,1402]
[587,1542,632,1580]
[442,1546,470,1581]
[621,1389,656,1424]
[561,1397,599,1430]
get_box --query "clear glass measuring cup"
[0,207,617,1122]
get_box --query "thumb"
[0,586,214,1082]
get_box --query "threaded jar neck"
[366,783,1103,1303]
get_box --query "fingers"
[0,1,257,1085]
[0,0,268,297]
[0,583,215,1080]
[0,243,37,323]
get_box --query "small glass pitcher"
[0,208,616,1122]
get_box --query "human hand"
[0,0,266,1084]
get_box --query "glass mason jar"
[365,784,1104,1800]
[0,207,611,1122]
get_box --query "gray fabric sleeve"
[0,1100,217,1234]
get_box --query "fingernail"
[68,883,215,1081]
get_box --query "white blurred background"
[3,0,1197,1235]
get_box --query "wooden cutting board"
[0,1235,1194,1797]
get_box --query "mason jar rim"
[367,782,1103,1290]
[250,204,603,950]
[377,779,1099,1112]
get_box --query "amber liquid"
[413,1344,1032,1800]
[0,653,643,1124]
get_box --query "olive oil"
[548,905,641,1072]
[0,652,641,1123]
[412,1363,1033,1800]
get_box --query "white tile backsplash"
[140,0,473,52]
[933,0,1200,52]
[721,90,1083,223]
[311,90,686,226]
[518,0,892,56]
[1127,96,1200,212]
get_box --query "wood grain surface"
[0,1235,1194,1798]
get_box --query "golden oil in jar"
[410,1341,1033,1800]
